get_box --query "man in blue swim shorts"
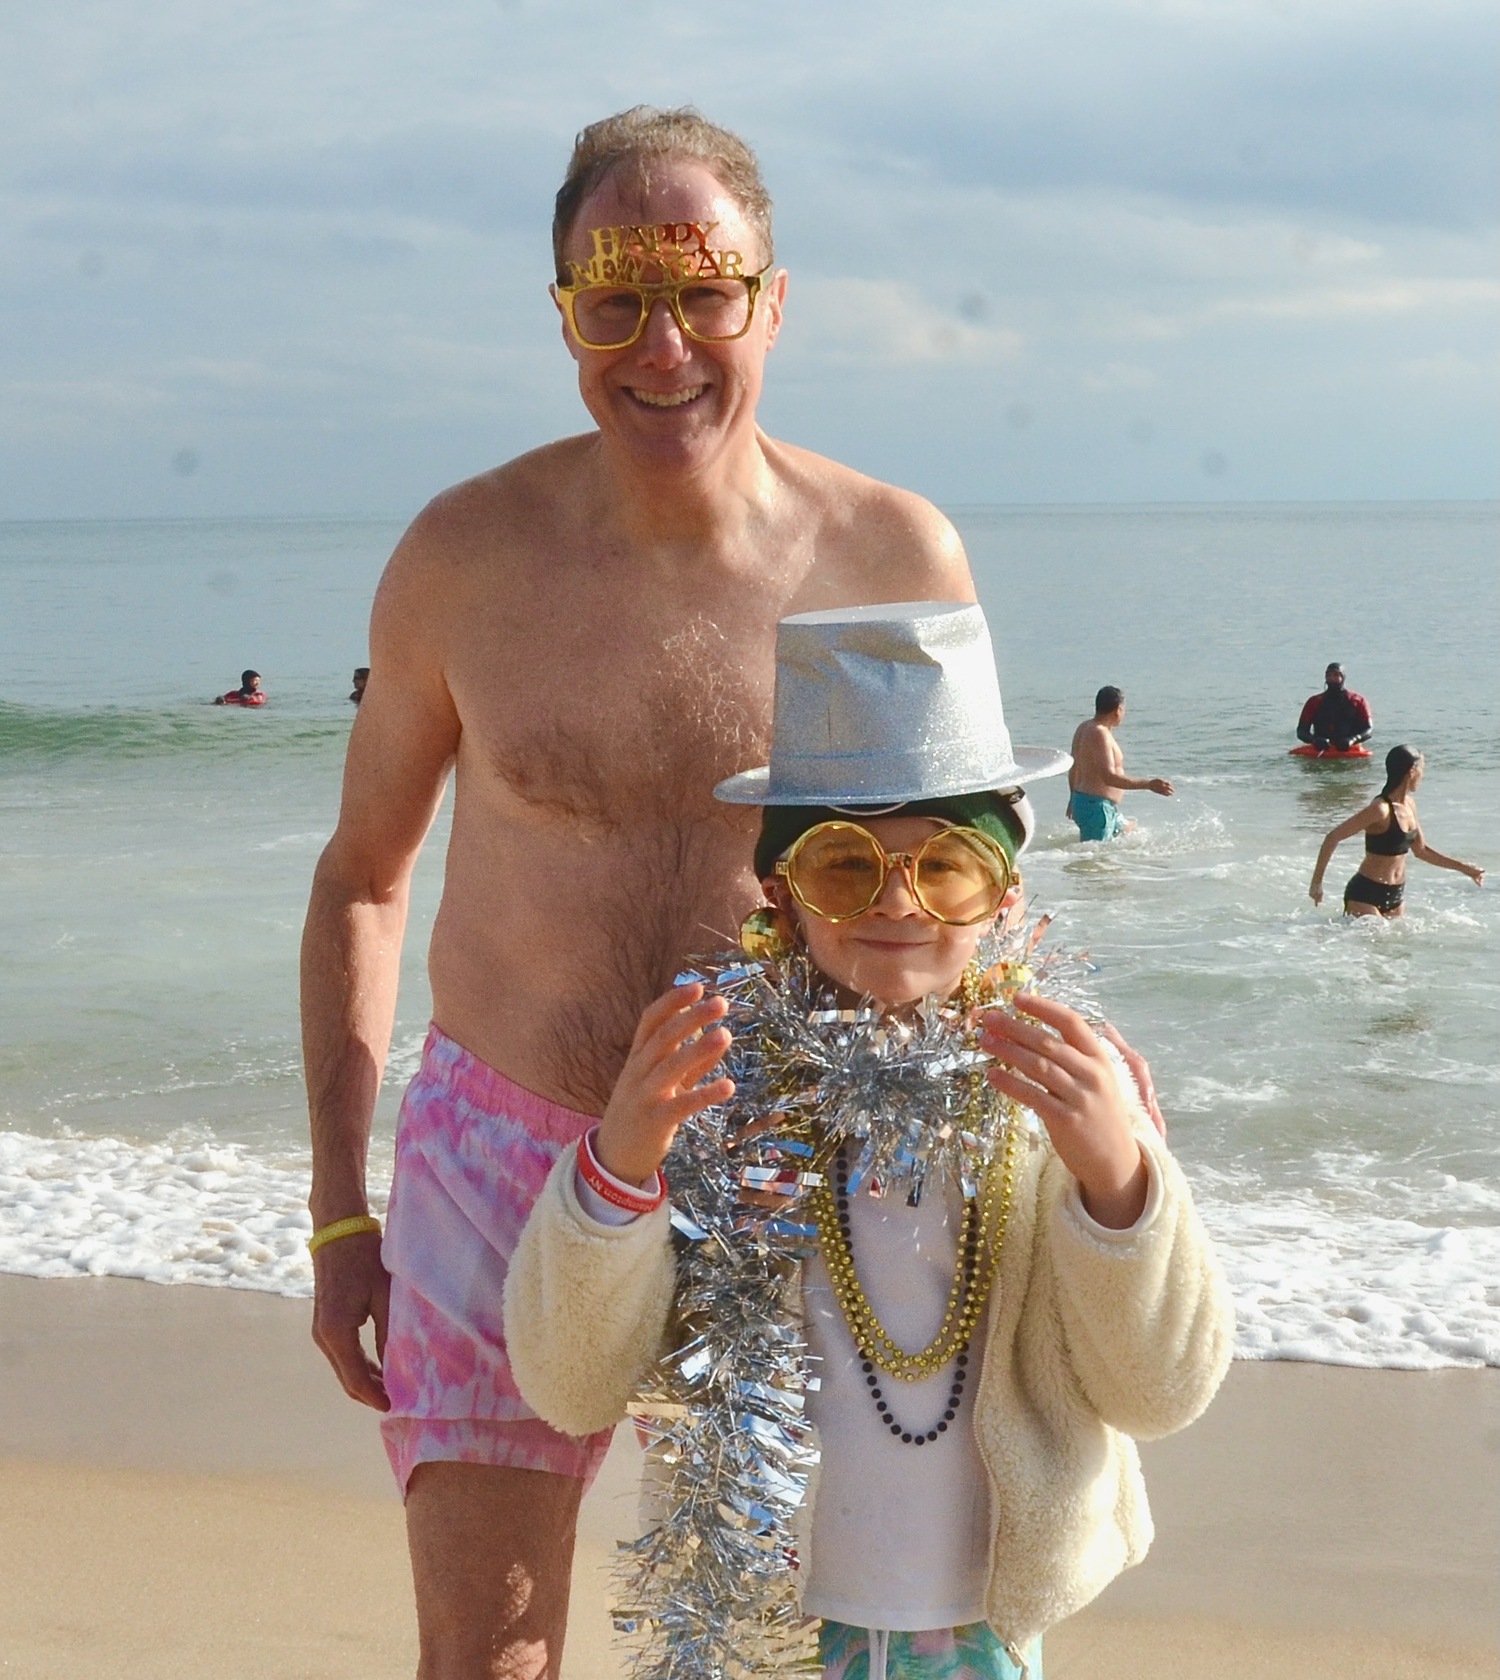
[1067,685,1174,841]
[1069,786,1125,842]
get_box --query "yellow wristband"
[307,1214,382,1255]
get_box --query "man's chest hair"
[458,608,774,826]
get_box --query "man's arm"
[1296,694,1322,744]
[301,526,461,1407]
[1342,692,1373,747]
[1097,767,1175,797]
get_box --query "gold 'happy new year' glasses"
[553,220,773,350]
[553,268,773,350]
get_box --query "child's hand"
[979,993,1149,1230]
[593,982,735,1188]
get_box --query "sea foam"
[2,1127,1495,1369]
[0,1128,385,1295]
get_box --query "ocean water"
[1,506,1495,1369]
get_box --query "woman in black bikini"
[1309,745,1484,918]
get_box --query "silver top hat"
[714,601,1071,807]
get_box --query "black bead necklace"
[834,1146,976,1447]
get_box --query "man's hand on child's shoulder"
[1096,1020,1167,1139]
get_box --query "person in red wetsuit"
[214,669,266,707]
[1296,662,1370,751]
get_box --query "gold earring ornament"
[739,905,794,962]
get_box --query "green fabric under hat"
[753,792,1024,882]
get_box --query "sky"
[1,0,1495,518]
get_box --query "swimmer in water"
[214,670,266,707]
[1309,744,1484,918]
[350,667,369,705]
[1066,686,1174,842]
[1296,662,1372,753]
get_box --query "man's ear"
[551,284,580,361]
[761,269,787,349]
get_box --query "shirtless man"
[1067,684,1173,841]
[300,107,974,1679]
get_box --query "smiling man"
[300,106,974,1678]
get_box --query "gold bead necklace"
[808,1075,1022,1384]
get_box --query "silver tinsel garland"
[610,920,1088,1680]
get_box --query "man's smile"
[628,385,708,409]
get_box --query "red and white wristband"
[578,1127,668,1215]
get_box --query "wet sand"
[0,1274,1494,1678]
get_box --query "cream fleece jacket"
[503,1119,1234,1650]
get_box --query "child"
[505,602,1233,1680]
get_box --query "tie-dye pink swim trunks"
[379,1025,616,1494]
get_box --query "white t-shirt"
[800,1180,993,1629]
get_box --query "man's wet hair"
[353,667,370,680]
[1095,685,1125,715]
[553,106,774,284]
[241,669,260,688]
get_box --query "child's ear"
[768,878,805,929]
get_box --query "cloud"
[786,278,1024,365]
[0,377,170,440]
[784,0,1498,232]
[0,0,1494,511]
[1400,348,1500,385]
[1116,277,1500,340]
[18,123,556,239]
[1082,363,1157,392]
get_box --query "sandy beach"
[0,1273,1494,1679]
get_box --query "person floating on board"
[1309,744,1484,918]
[504,601,1233,1680]
[1296,663,1371,753]
[213,670,266,707]
[1066,685,1173,842]
[349,667,369,705]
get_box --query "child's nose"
[873,858,923,914]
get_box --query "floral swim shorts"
[818,1621,1040,1680]
[379,1025,615,1494]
